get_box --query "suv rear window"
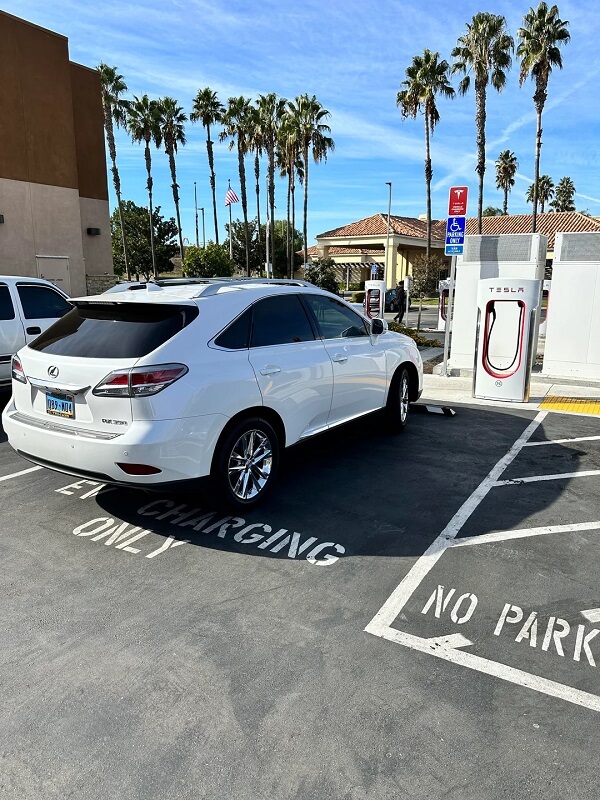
[29,302,198,358]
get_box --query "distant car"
[0,277,71,389]
[3,279,423,508]
[361,289,399,314]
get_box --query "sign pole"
[442,255,457,377]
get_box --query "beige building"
[0,11,113,296]
[303,214,448,288]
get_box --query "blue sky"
[9,0,600,246]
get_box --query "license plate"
[46,392,74,418]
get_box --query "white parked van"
[0,277,72,388]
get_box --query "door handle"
[26,327,41,335]
[332,354,348,363]
[259,365,281,376]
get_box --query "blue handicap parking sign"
[445,216,466,256]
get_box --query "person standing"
[393,281,405,323]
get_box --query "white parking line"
[453,521,600,548]
[494,469,600,486]
[523,435,600,447]
[0,465,42,483]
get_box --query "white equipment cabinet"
[450,234,547,372]
[473,278,541,402]
[542,232,600,380]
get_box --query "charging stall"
[450,234,547,373]
[438,279,450,331]
[538,280,551,337]
[473,278,541,402]
[364,279,386,319]
[542,232,600,380]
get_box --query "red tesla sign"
[448,186,469,216]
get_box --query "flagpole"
[194,181,199,247]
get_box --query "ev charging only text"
[55,480,346,565]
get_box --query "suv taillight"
[11,355,27,384]
[93,364,188,397]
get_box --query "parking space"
[2,388,600,799]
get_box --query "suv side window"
[17,285,72,320]
[214,307,252,350]
[250,295,315,348]
[304,295,369,339]
[0,285,15,320]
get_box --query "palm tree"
[277,108,303,277]
[191,88,225,245]
[220,96,253,275]
[495,150,519,214]
[156,97,187,260]
[257,93,287,271]
[452,13,514,233]
[97,63,131,279]
[127,95,162,278]
[517,2,570,232]
[290,94,334,267]
[248,105,264,267]
[397,50,455,262]
[526,174,554,211]
[550,176,576,211]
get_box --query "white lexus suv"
[3,280,423,508]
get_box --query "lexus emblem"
[48,366,59,378]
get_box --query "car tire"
[212,416,280,509]
[384,367,410,433]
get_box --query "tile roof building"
[301,211,600,288]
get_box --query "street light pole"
[194,182,199,247]
[200,208,205,248]
[385,181,392,287]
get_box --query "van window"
[29,302,198,358]
[0,285,15,320]
[17,285,72,319]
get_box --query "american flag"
[225,187,240,206]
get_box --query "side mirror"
[371,318,384,335]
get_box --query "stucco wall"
[79,197,113,277]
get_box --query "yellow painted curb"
[540,396,600,416]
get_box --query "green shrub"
[388,321,443,348]
[351,291,365,303]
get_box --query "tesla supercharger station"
[365,279,386,319]
[473,278,541,402]
[538,279,551,337]
[542,232,600,380]
[450,234,547,373]
[438,279,450,331]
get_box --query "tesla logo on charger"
[489,287,525,293]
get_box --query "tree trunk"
[424,114,432,263]
[144,138,157,279]
[254,153,261,267]
[206,124,219,245]
[268,144,275,272]
[475,80,487,235]
[531,78,547,235]
[303,143,310,268]
[238,145,250,276]
[104,110,130,280]
[286,172,291,279]
[503,187,508,216]
[291,181,296,279]
[168,149,185,261]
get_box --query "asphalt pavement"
[1,386,600,799]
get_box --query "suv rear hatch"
[13,300,198,435]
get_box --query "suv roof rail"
[194,278,312,297]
